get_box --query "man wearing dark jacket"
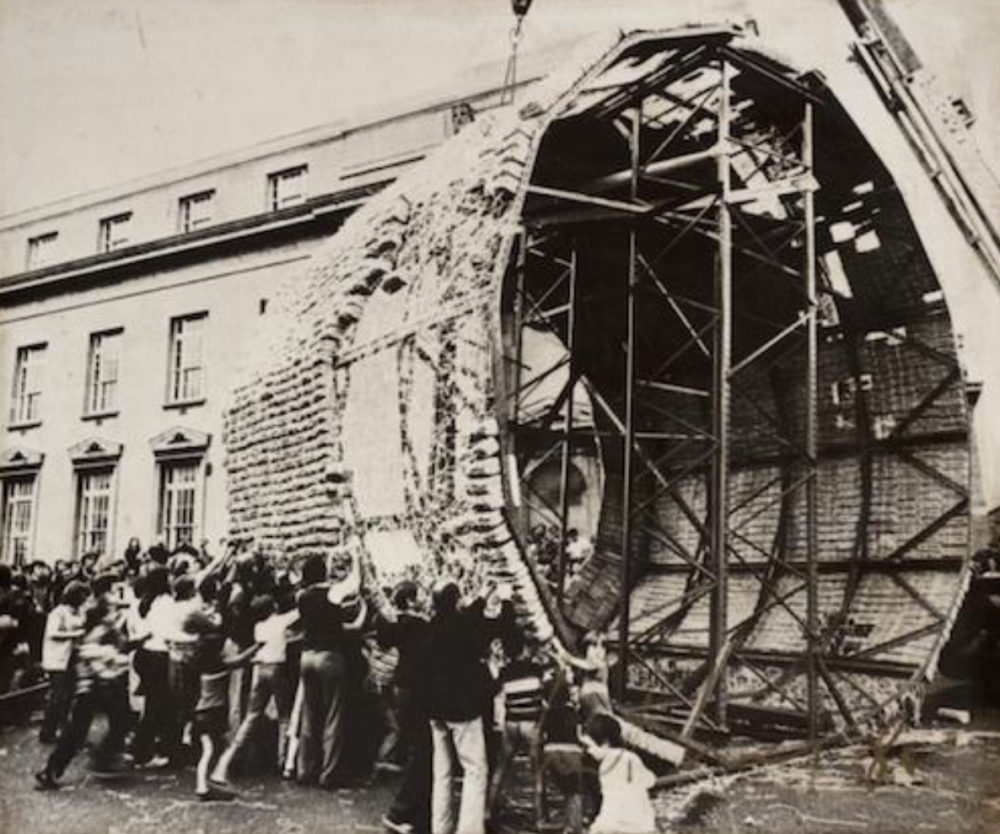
[424,579,514,834]
[378,581,432,834]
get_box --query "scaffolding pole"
[708,56,732,726]
[557,241,578,605]
[513,229,528,539]
[803,100,821,742]
[616,104,641,700]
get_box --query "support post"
[803,101,821,743]
[557,241,578,605]
[616,104,641,700]
[707,56,732,726]
[513,228,528,540]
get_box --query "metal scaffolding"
[498,33,971,748]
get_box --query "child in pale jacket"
[580,712,657,834]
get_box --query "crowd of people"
[0,538,659,834]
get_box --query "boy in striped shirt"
[488,630,548,828]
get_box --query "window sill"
[164,398,206,412]
[7,420,41,431]
[82,410,119,422]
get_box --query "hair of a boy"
[587,712,623,747]
[301,554,327,586]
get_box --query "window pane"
[77,470,112,556]
[27,232,58,270]
[2,478,34,565]
[269,166,307,211]
[180,191,214,232]
[100,213,132,253]
[86,331,121,414]
[168,315,206,403]
[10,345,45,424]
[161,461,199,550]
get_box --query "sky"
[0,0,997,215]
[0,0,998,501]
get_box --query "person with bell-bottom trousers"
[377,581,433,834]
[294,554,366,788]
[431,717,488,834]
[297,647,347,785]
[423,579,515,834]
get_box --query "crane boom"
[836,0,1000,292]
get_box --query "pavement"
[2,683,1000,834]
[0,717,398,834]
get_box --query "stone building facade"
[0,73,514,565]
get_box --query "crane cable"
[501,0,534,105]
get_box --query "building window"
[158,460,200,549]
[85,330,122,416]
[268,165,307,211]
[76,468,113,557]
[1,477,35,566]
[179,190,215,233]
[98,212,133,253]
[26,232,58,270]
[9,344,46,426]
[167,313,206,404]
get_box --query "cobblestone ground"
[3,697,1000,834]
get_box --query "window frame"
[9,343,46,427]
[74,467,114,559]
[157,458,202,550]
[26,231,59,271]
[166,312,208,407]
[267,165,308,212]
[98,211,133,254]
[178,189,216,233]
[84,329,123,418]
[1,475,36,566]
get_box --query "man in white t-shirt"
[39,581,89,744]
[211,593,299,785]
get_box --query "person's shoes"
[34,769,59,791]
[197,785,237,802]
[382,815,414,834]
[375,760,403,775]
[281,769,295,781]
[137,754,170,770]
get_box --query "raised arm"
[224,641,263,669]
[342,598,368,632]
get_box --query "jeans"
[47,681,129,777]
[131,649,178,763]
[376,683,401,765]
[168,653,199,750]
[297,649,347,787]
[388,687,432,832]
[229,662,293,770]
[488,720,543,825]
[40,669,75,743]
[540,743,589,834]
[431,717,488,834]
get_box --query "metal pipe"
[616,103,641,700]
[708,56,732,726]
[513,229,528,538]
[803,100,820,743]
[557,242,578,606]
